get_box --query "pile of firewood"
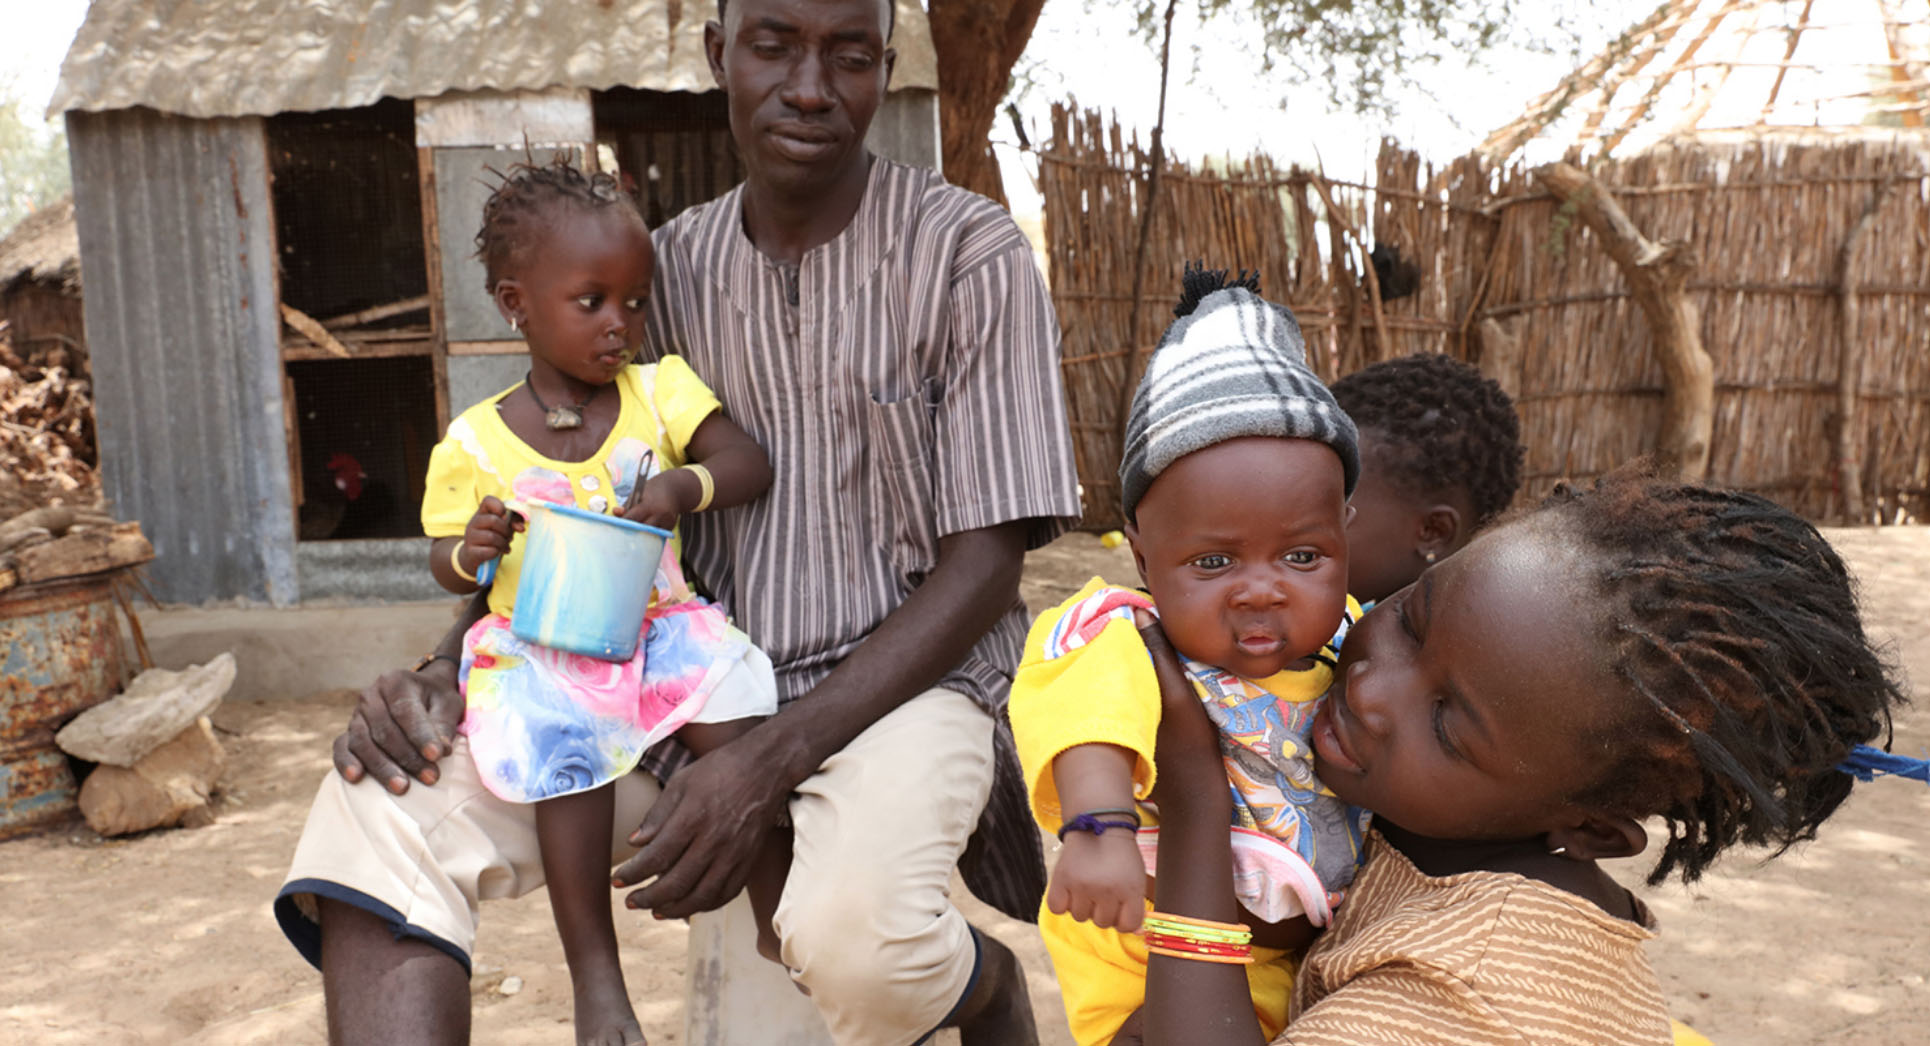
[0,328,101,520]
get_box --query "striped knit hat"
[1119,265,1359,520]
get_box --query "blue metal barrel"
[0,576,125,838]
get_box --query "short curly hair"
[473,152,640,293]
[1333,353,1523,525]
[1538,471,1905,884]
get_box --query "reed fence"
[1040,102,1930,529]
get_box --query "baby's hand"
[620,470,692,530]
[458,496,522,577]
[1046,828,1147,933]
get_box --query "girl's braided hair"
[1545,470,1905,884]
[473,152,638,293]
[1332,353,1523,526]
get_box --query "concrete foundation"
[685,894,835,1046]
[136,599,458,702]
[296,538,447,604]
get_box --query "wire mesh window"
[593,88,743,228]
[267,98,428,323]
[288,357,437,541]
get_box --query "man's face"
[706,0,894,197]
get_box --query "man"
[272,0,1080,1042]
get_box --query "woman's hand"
[1134,609,1265,1045]
[1138,611,1233,823]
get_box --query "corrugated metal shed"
[67,109,298,605]
[49,0,938,119]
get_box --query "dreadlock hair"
[1536,469,1905,885]
[473,152,640,294]
[1332,353,1523,526]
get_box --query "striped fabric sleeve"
[933,242,1081,547]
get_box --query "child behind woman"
[1131,469,1912,1045]
[1331,353,1522,606]
[1011,267,1367,1045]
[422,156,782,1046]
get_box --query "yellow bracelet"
[1145,911,1251,937]
[1142,915,1252,945]
[449,541,477,583]
[684,464,715,512]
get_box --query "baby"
[1011,266,1367,1045]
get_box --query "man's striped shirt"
[639,157,1082,920]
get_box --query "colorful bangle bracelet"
[1145,910,1251,936]
[1146,944,1255,965]
[1141,933,1252,956]
[1142,914,1252,944]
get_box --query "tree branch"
[1535,162,1712,482]
[1115,0,1181,441]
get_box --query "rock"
[497,976,523,997]
[77,716,226,836]
[57,653,236,766]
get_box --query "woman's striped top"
[1282,832,1671,1045]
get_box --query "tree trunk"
[928,0,1048,206]
[1535,162,1713,483]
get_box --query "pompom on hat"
[1119,263,1360,520]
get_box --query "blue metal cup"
[508,502,669,661]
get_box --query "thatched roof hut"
[1483,0,1929,161]
[0,196,84,375]
[1039,3,1930,529]
[1468,0,1930,525]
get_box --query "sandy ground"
[3,528,1926,1045]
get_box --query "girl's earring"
[510,316,522,333]
[1422,549,1438,565]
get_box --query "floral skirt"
[459,600,775,803]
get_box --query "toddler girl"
[422,156,779,1046]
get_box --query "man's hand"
[331,658,465,794]
[1047,829,1148,932]
[610,728,790,918]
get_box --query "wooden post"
[1832,181,1896,524]
[1534,162,1713,482]
[1114,0,1180,442]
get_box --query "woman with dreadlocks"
[420,154,782,1046]
[1117,469,1916,1046]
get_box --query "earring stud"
[1423,550,1437,565]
